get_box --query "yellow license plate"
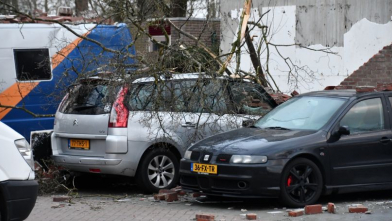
[192,163,217,174]
[69,139,90,150]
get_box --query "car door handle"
[380,137,392,143]
[181,122,196,128]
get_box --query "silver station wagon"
[51,73,275,192]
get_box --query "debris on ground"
[267,211,283,214]
[305,204,323,215]
[51,203,66,209]
[246,213,257,220]
[196,213,215,221]
[154,194,166,200]
[171,186,186,196]
[114,198,132,202]
[35,160,76,195]
[153,189,180,202]
[348,204,368,213]
[288,209,304,217]
[53,195,71,202]
[192,192,203,197]
[328,203,336,214]
[90,206,102,211]
[165,192,179,202]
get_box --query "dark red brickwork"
[170,18,220,48]
[337,45,392,90]
[130,18,220,55]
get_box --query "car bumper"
[0,180,38,221]
[180,159,288,198]
[52,155,136,176]
[51,134,152,177]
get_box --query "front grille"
[180,175,198,187]
[191,151,200,161]
[198,177,210,189]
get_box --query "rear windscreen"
[59,82,119,115]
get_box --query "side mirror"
[338,125,350,136]
[328,125,350,143]
[242,119,255,127]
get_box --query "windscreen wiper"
[265,126,291,130]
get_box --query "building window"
[152,41,167,51]
[149,36,170,52]
[14,49,51,81]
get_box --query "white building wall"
[221,1,392,93]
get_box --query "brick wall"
[170,18,220,50]
[129,23,150,55]
[129,18,220,56]
[337,44,392,89]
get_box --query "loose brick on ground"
[178,190,187,196]
[170,186,182,191]
[52,195,71,202]
[349,204,368,213]
[196,214,215,221]
[159,189,175,194]
[305,204,323,215]
[165,192,178,202]
[288,209,304,217]
[328,203,335,214]
[153,194,166,200]
[193,192,202,197]
[246,213,257,220]
[171,186,187,196]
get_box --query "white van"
[0,122,37,221]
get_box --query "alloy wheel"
[147,155,175,188]
[285,164,319,203]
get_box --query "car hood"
[188,127,317,155]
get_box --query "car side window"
[128,82,170,111]
[229,81,272,115]
[171,79,227,114]
[388,97,392,109]
[340,98,384,134]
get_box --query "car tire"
[136,147,179,193]
[279,158,323,208]
[0,195,6,221]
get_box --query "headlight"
[230,155,268,164]
[15,139,34,170]
[184,150,192,160]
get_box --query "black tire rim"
[285,164,319,203]
[147,155,175,188]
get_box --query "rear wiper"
[73,105,99,110]
[265,126,291,130]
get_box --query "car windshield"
[255,96,347,130]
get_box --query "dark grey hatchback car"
[180,89,392,207]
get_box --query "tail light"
[109,87,129,128]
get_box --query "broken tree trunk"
[244,27,278,107]
[244,26,268,87]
